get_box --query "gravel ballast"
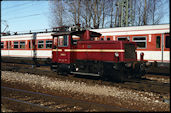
[1,71,170,111]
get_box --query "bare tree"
[148,0,165,24]
[49,0,168,28]
[133,0,166,26]
[80,0,93,28]
[49,0,66,27]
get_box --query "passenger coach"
[92,24,170,66]
[1,24,170,66]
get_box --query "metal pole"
[120,0,123,27]
[125,0,128,27]
[130,0,133,26]
[32,33,37,68]
[161,34,164,63]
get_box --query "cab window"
[71,35,80,45]
[58,35,68,47]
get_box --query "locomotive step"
[71,72,100,76]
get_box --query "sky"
[1,0,51,33]
[1,0,170,34]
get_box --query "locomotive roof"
[51,30,101,37]
[51,31,73,36]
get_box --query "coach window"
[1,42,4,49]
[165,36,170,48]
[20,41,25,49]
[38,40,44,48]
[14,42,19,48]
[58,35,68,47]
[117,37,129,41]
[132,36,147,49]
[46,40,52,48]
[156,36,161,48]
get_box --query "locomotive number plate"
[60,53,66,56]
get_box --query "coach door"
[7,41,11,56]
[162,33,170,63]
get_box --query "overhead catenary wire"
[1,1,52,34]
[6,13,42,20]
[2,1,37,12]
[2,1,46,15]
[9,27,53,34]
[2,2,32,10]
[4,11,49,22]
[2,2,49,21]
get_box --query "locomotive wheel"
[102,70,126,82]
[55,63,71,76]
[111,71,125,82]
[51,64,57,72]
[101,75,109,81]
[57,72,68,76]
[56,68,68,76]
[131,63,146,79]
[134,70,146,79]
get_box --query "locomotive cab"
[51,30,147,82]
[51,30,100,73]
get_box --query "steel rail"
[1,86,132,112]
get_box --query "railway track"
[2,57,170,75]
[1,62,170,95]
[1,86,129,112]
[120,79,170,94]
[2,62,170,111]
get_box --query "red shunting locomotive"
[51,30,147,82]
